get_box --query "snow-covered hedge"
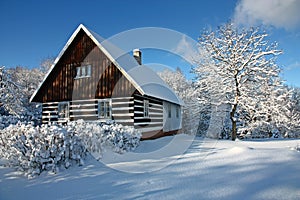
[0,115,20,129]
[0,123,86,178]
[67,120,141,154]
[0,120,141,178]
[0,114,41,130]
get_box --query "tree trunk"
[230,103,237,141]
[231,73,240,141]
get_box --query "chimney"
[133,49,142,65]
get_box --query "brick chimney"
[133,49,142,65]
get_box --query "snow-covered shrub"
[0,120,141,178]
[67,120,105,159]
[67,120,141,154]
[284,131,300,138]
[0,115,20,129]
[101,123,141,153]
[0,113,41,130]
[0,123,86,178]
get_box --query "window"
[144,100,149,118]
[58,102,69,120]
[176,106,180,118]
[75,64,91,78]
[98,99,111,119]
[168,103,172,118]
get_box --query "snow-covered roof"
[30,24,183,105]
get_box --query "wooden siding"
[134,94,164,133]
[32,29,137,103]
[42,94,164,132]
[42,96,181,140]
[42,97,134,125]
[42,102,59,123]
[112,97,134,126]
[70,99,98,121]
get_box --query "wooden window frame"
[98,99,112,119]
[75,64,92,79]
[58,102,70,120]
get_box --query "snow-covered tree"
[194,23,283,140]
[7,66,45,96]
[40,57,54,74]
[291,87,300,114]
[0,66,25,117]
[0,65,45,125]
[158,68,200,135]
[239,80,295,138]
[281,87,300,137]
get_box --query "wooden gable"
[31,29,138,103]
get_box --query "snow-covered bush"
[67,120,104,160]
[0,120,141,178]
[0,123,86,178]
[101,123,141,153]
[0,115,20,129]
[67,120,141,154]
[0,113,41,130]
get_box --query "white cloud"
[234,0,300,30]
[173,35,200,64]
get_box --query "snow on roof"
[30,24,183,105]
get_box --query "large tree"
[194,23,283,140]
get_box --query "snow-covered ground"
[1,134,300,200]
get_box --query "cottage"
[30,24,183,139]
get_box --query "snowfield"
[1,134,300,200]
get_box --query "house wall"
[133,94,164,134]
[42,95,182,140]
[111,97,134,126]
[163,101,182,132]
[42,97,134,126]
[42,102,60,123]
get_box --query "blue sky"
[1,0,299,87]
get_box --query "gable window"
[75,64,91,78]
[58,102,69,120]
[98,99,111,119]
[144,100,149,118]
[168,103,172,118]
